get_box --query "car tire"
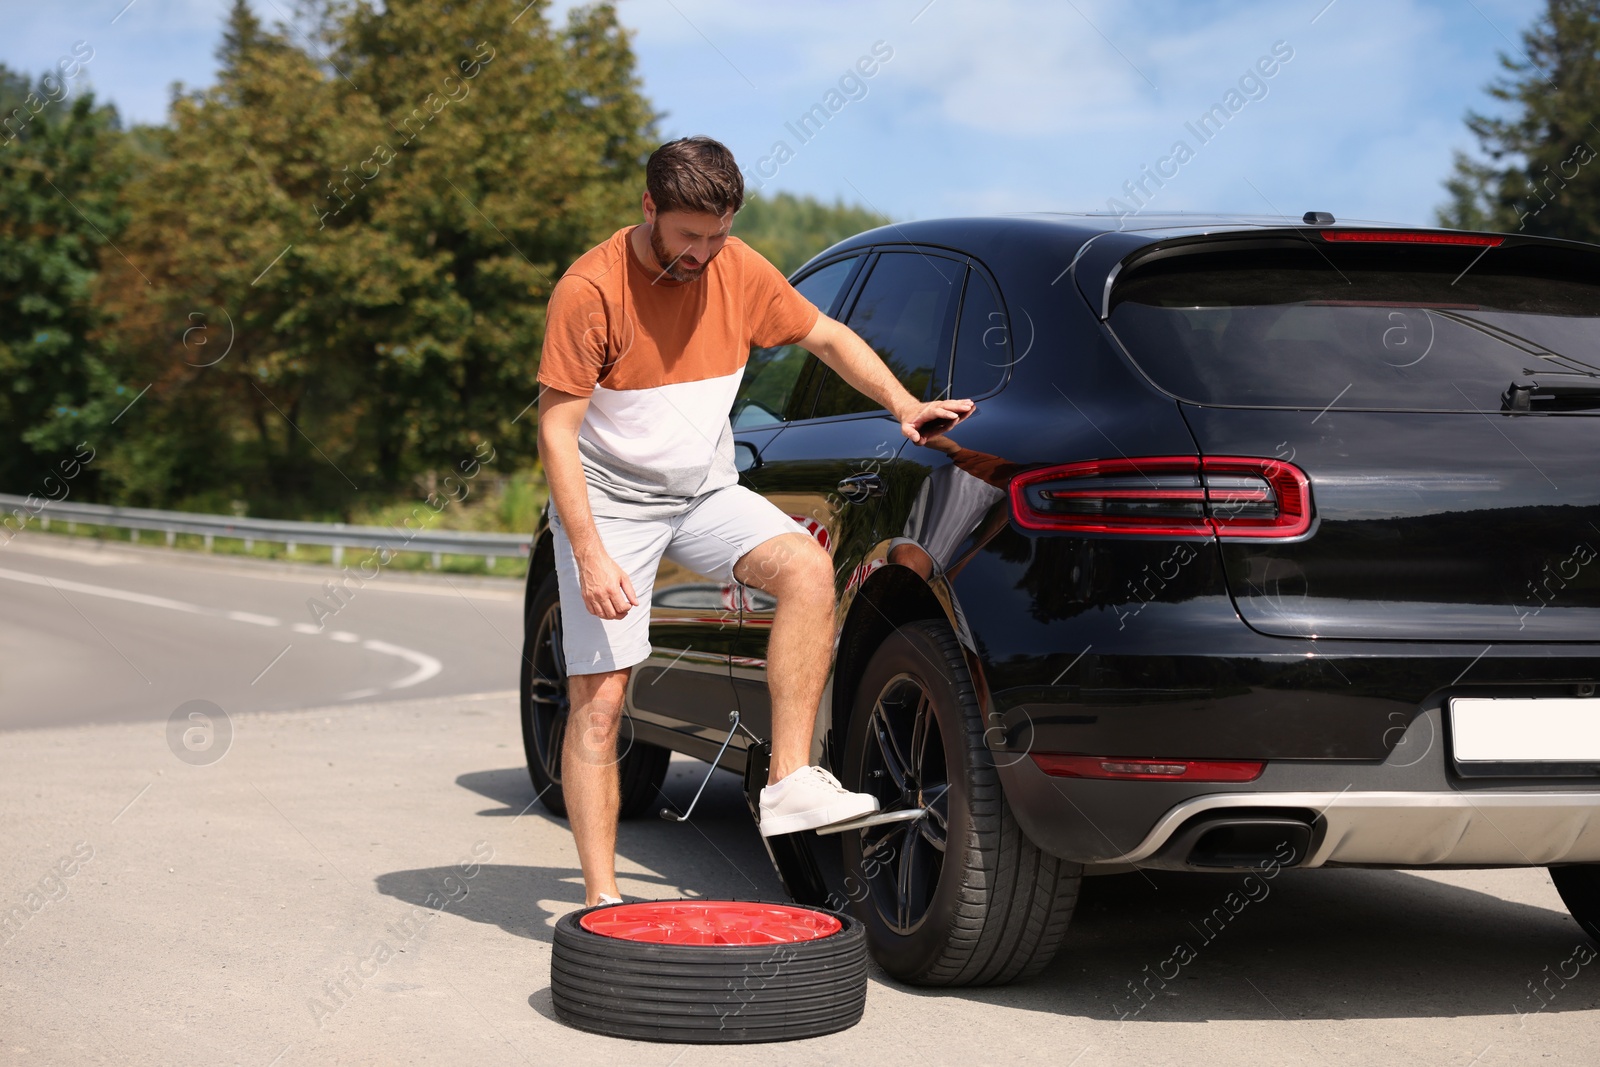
[520,570,670,820]
[840,619,1080,986]
[550,901,867,1043]
[1548,864,1600,943]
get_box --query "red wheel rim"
[579,901,842,945]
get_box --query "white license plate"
[1450,697,1600,763]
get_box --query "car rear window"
[1105,241,1600,411]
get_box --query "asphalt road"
[0,532,523,730]
[2,537,1598,1065]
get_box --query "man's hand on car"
[899,397,977,445]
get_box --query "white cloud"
[886,1,1157,136]
[889,0,1534,223]
[580,0,1549,226]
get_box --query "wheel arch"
[828,547,995,770]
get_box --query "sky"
[0,0,1549,225]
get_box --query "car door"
[731,248,966,749]
[880,259,1018,582]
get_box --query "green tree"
[0,62,129,497]
[0,65,30,119]
[734,191,888,274]
[332,0,654,491]
[94,0,653,515]
[1438,0,1600,240]
[92,0,377,509]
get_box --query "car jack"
[659,709,759,824]
[663,709,928,834]
[660,712,929,908]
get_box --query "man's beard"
[649,226,711,282]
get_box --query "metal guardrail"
[0,493,532,569]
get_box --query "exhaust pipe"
[1150,814,1314,870]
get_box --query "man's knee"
[744,534,832,594]
[782,542,834,600]
[569,665,630,707]
[567,667,630,756]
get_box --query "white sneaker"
[759,766,878,837]
[595,893,623,906]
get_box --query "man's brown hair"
[646,136,744,217]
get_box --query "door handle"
[836,473,884,503]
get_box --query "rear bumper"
[992,705,1600,869]
[1113,789,1600,868]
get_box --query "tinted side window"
[809,252,962,420]
[952,269,1010,397]
[733,257,859,428]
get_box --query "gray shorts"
[549,483,810,675]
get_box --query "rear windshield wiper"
[1432,308,1600,379]
[1501,373,1600,412]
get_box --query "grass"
[343,466,549,535]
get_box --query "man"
[536,136,974,907]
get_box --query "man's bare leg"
[733,533,837,784]
[563,666,631,905]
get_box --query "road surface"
[0,532,522,730]
[1,535,1597,1065]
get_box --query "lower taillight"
[1032,754,1266,782]
[1008,456,1311,539]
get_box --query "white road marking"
[0,565,442,695]
[4,534,518,601]
[360,639,442,688]
[290,622,322,635]
[0,566,209,615]
[227,610,281,627]
[3,540,131,566]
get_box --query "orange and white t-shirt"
[537,226,819,518]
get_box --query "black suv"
[522,214,1600,985]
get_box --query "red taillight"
[1008,457,1311,539]
[1032,754,1266,782]
[1319,230,1503,247]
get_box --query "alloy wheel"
[856,674,950,935]
[528,601,569,788]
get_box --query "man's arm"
[537,387,640,620]
[795,313,975,444]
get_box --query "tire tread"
[549,905,868,1043]
[846,620,1079,987]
